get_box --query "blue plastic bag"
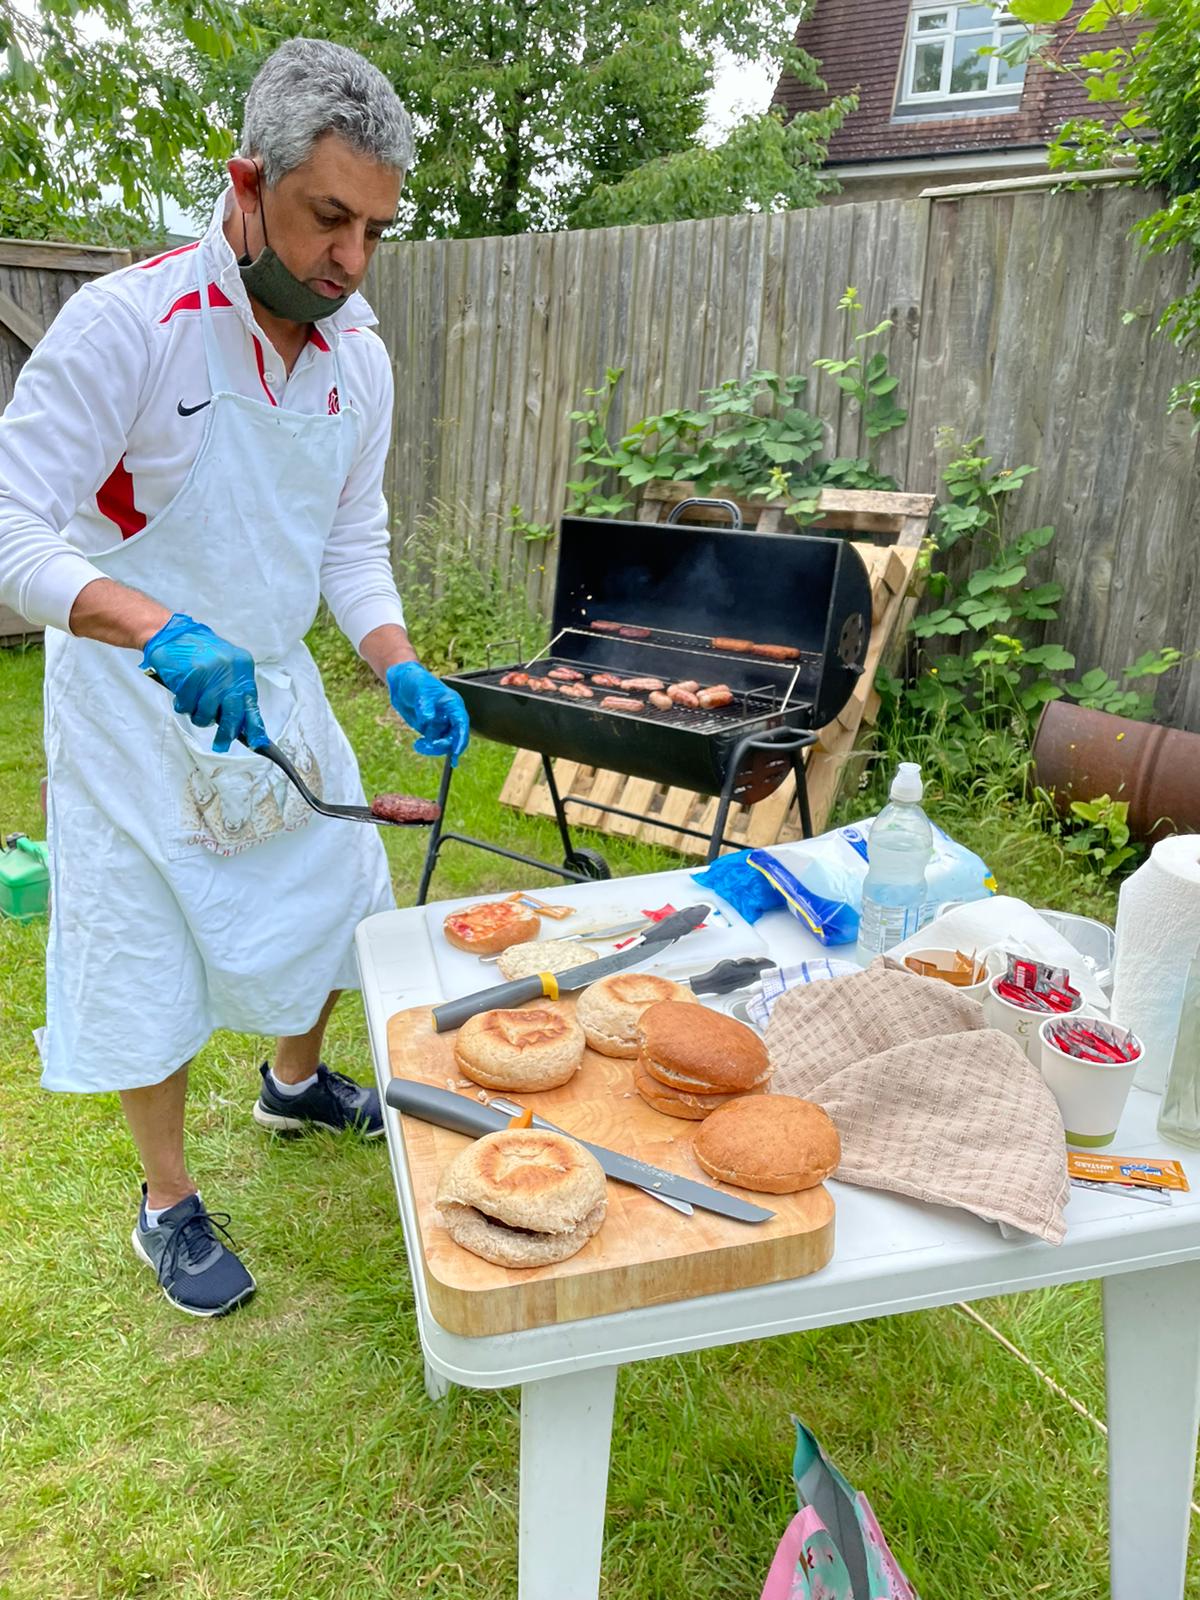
[693,820,995,947]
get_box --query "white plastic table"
[356,869,1200,1599]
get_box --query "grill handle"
[485,637,522,668]
[665,497,743,530]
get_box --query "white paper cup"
[1037,1017,1142,1148]
[902,947,998,1002]
[984,975,1085,1062]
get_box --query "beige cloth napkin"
[765,960,1069,1244]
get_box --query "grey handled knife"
[431,902,712,1033]
[383,1079,776,1224]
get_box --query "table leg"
[519,1365,618,1600]
[424,1359,452,1403]
[1103,1261,1200,1599]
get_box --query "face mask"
[238,169,349,323]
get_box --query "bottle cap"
[890,762,924,803]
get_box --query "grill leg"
[706,728,819,862]
[792,749,813,841]
[707,762,744,864]
[415,756,457,906]
[539,753,577,861]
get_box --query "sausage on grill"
[558,682,594,699]
[667,685,701,709]
[648,691,673,711]
[369,794,442,824]
[674,680,700,693]
[711,637,754,653]
[590,672,624,688]
[697,686,734,710]
[619,676,665,692]
[499,670,530,687]
[526,676,559,692]
[750,643,801,661]
[548,666,584,682]
[599,695,645,712]
[617,625,651,640]
[590,620,623,633]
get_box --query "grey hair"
[241,38,413,187]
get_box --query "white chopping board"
[424,871,767,1001]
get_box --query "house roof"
[775,0,1120,167]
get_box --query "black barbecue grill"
[416,506,872,902]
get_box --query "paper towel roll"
[1110,834,1200,1094]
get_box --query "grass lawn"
[1,625,1194,1600]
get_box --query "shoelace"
[157,1208,238,1286]
[317,1065,370,1124]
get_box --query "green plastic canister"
[0,834,50,922]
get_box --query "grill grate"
[471,653,813,734]
[559,623,823,674]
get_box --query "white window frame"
[900,4,1026,105]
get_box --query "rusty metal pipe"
[1032,700,1200,844]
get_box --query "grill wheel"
[563,847,611,880]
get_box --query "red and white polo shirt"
[0,190,406,648]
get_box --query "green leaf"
[1079,667,1112,692]
[864,352,889,384]
[1022,644,1076,671]
[1006,0,1073,22]
[1125,647,1184,677]
[1086,70,1126,102]
[1077,0,1124,31]
[1020,680,1065,710]
[967,563,1027,595]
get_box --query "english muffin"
[436,1128,607,1267]
[637,1000,772,1093]
[575,972,699,1057]
[495,938,597,982]
[632,1058,767,1121]
[443,899,539,955]
[453,1006,586,1091]
[692,1095,840,1193]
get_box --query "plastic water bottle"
[855,762,933,965]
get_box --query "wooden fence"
[366,182,1200,732]
[0,238,132,640]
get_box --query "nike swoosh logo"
[177,398,211,416]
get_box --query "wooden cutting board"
[387,997,835,1337]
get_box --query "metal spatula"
[145,668,434,829]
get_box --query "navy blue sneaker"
[252,1062,384,1138]
[131,1188,256,1318]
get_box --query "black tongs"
[145,668,434,829]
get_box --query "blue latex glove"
[386,661,470,765]
[141,612,269,753]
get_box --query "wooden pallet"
[497,486,931,855]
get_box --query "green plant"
[506,505,555,544]
[395,503,547,673]
[567,290,906,520]
[810,287,909,444]
[896,435,1185,742]
[1059,794,1142,877]
[0,0,254,244]
[1004,0,1200,424]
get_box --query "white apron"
[40,252,394,1093]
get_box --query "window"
[899,4,1026,108]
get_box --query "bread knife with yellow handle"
[430,903,712,1033]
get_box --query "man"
[0,39,468,1317]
